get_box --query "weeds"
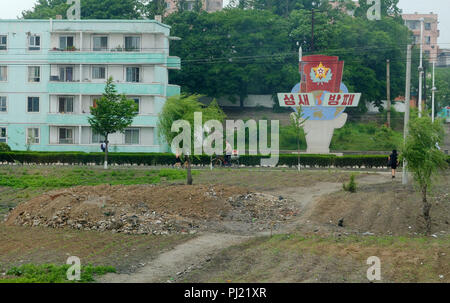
[1,263,116,283]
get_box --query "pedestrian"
[225,140,232,167]
[100,141,106,152]
[175,148,183,168]
[388,149,399,179]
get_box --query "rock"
[362,232,375,236]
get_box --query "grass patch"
[0,167,192,189]
[1,263,116,283]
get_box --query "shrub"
[0,143,11,152]
[0,151,447,169]
[343,174,357,193]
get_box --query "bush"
[0,151,422,168]
[0,143,11,152]
[343,174,357,193]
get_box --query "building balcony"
[47,51,178,66]
[47,82,164,95]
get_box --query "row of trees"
[23,0,445,111]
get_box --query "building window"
[92,66,106,80]
[58,96,74,113]
[93,36,108,51]
[28,35,40,51]
[0,127,6,143]
[425,50,430,57]
[27,128,40,144]
[184,1,195,11]
[59,36,74,50]
[27,97,40,112]
[0,66,7,81]
[125,128,139,145]
[59,128,74,144]
[426,36,431,45]
[91,130,103,144]
[0,96,6,112]
[126,67,140,83]
[59,66,74,82]
[124,36,140,51]
[131,97,140,113]
[0,35,6,50]
[425,23,431,30]
[28,66,40,82]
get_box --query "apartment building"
[165,0,223,15]
[402,12,440,62]
[0,19,181,152]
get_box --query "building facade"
[0,19,180,152]
[437,49,450,67]
[402,12,440,62]
[165,0,223,15]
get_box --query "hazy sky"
[0,0,448,46]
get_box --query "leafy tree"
[88,77,138,169]
[426,67,450,113]
[166,9,296,108]
[401,113,448,235]
[157,94,226,184]
[141,0,167,19]
[22,0,142,19]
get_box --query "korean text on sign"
[277,93,315,107]
[322,93,361,107]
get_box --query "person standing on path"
[225,141,232,167]
[388,149,399,179]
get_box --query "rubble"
[5,184,297,235]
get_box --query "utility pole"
[432,61,436,122]
[418,18,424,118]
[311,8,315,52]
[402,45,412,185]
[387,59,391,128]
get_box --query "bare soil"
[5,183,297,235]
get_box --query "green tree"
[401,113,448,235]
[157,94,226,184]
[166,9,296,108]
[22,0,142,19]
[142,0,167,19]
[88,77,138,169]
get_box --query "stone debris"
[5,184,297,235]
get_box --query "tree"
[166,9,296,108]
[401,113,448,235]
[157,94,226,185]
[142,0,167,19]
[22,0,142,19]
[290,105,307,172]
[88,77,138,169]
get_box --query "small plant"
[343,174,357,193]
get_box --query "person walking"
[225,141,232,167]
[388,149,399,179]
[100,141,106,152]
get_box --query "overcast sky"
[0,0,448,47]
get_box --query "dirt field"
[0,225,191,274]
[1,167,449,282]
[178,234,450,283]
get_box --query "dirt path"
[99,173,391,283]
[98,233,249,283]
